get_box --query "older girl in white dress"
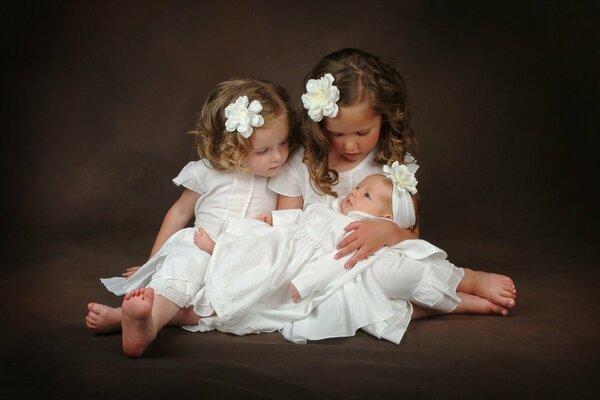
[269,48,517,315]
[85,77,297,357]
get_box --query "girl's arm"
[276,194,304,210]
[336,193,420,269]
[335,220,419,269]
[122,188,199,278]
[149,188,199,256]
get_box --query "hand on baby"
[336,219,409,269]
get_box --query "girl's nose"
[271,149,281,162]
[345,141,357,151]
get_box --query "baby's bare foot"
[194,228,215,254]
[86,303,122,333]
[289,283,302,303]
[460,269,516,308]
[121,288,156,358]
[454,292,508,316]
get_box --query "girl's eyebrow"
[328,126,373,135]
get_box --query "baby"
[286,162,419,302]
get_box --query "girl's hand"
[257,213,273,225]
[335,220,418,269]
[121,266,141,279]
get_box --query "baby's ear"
[382,212,393,220]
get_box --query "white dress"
[268,148,463,306]
[100,160,277,316]
[193,200,461,344]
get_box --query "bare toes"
[500,289,516,299]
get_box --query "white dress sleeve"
[290,252,351,300]
[172,160,211,194]
[271,209,303,227]
[268,150,303,197]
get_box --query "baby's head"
[193,77,298,177]
[340,162,417,229]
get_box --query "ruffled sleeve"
[172,160,210,194]
[268,150,303,197]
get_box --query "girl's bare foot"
[459,269,516,308]
[121,288,156,358]
[86,303,122,333]
[453,292,508,316]
[289,283,301,303]
[194,228,215,254]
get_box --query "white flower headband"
[301,73,340,122]
[224,95,264,138]
[382,161,418,228]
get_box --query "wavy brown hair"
[192,77,298,174]
[302,48,418,196]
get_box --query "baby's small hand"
[122,266,141,279]
[193,229,203,249]
[257,213,273,225]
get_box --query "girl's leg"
[373,255,512,317]
[457,268,516,308]
[411,292,508,320]
[452,292,508,316]
[86,303,121,333]
[85,302,200,334]
[120,288,199,358]
[411,304,442,320]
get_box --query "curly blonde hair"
[192,77,298,174]
[301,48,418,196]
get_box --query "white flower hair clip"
[301,73,340,122]
[383,161,418,195]
[224,95,264,138]
[383,161,418,228]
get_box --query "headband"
[382,162,418,228]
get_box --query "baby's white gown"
[100,160,277,316]
[193,199,462,344]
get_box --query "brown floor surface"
[2,231,598,399]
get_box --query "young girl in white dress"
[192,164,463,344]
[269,48,517,316]
[85,77,297,357]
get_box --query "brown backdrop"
[2,1,599,399]
[6,0,598,248]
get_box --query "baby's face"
[341,175,392,218]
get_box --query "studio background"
[2,1,599,399]
[6,0,598,249]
